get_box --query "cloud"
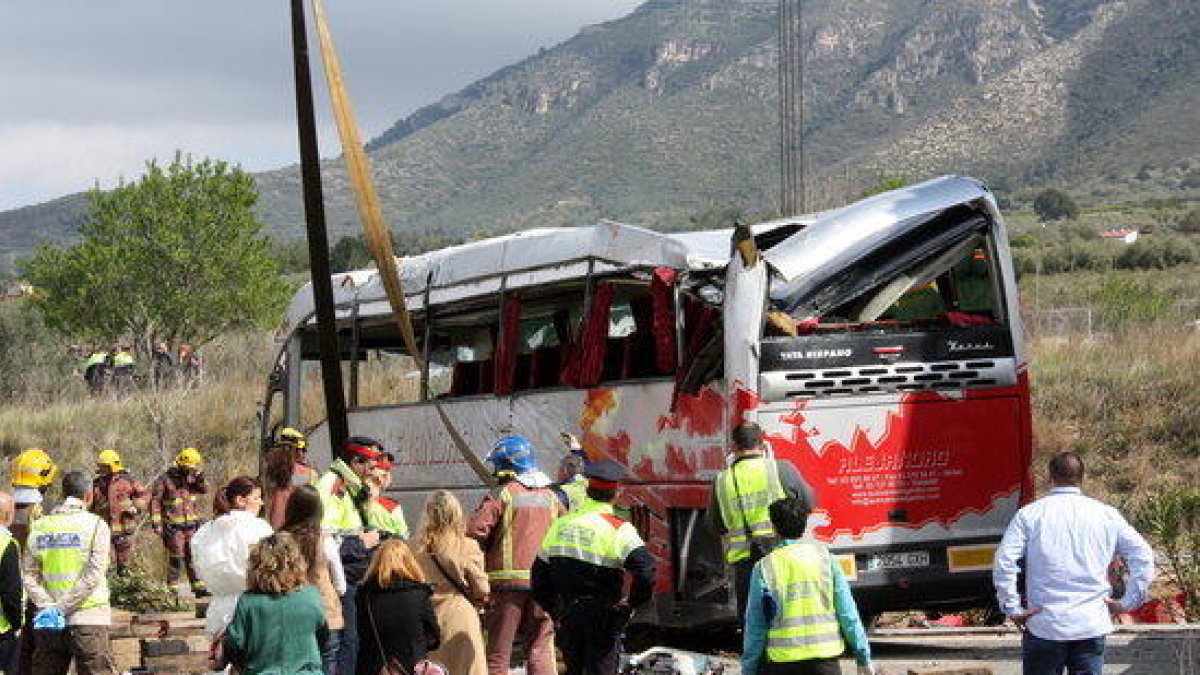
[0,0,642,209]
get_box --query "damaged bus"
[261,175,1032,626]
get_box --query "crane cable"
[309,0,495,487]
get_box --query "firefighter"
[552,432,588,511]
[264,427,318,528]
[531,461,655,675]
[708,422,815,621]
[468,436,563,675]
[82,348,109,395]
[365,454,409,539]
[90,449,148,574]
[9,448,58,675]
[149,448,208,595]
[10,448,57,545]
[742,497,875,675]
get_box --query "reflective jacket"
[317,460,370,534]
[713,456,786,563]
[557,476,588,512]
[26,503,110,615]
[368,497,410,539]
[111,351,135,368]
[468,481,562,591]
[91,471,149,536]
[758,541,844,663]
[538,498,644,574]
[149,468,207,530]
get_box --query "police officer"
[708,422,815,620]
[531,461,655,675]
[551,432,588,512]
[24,471,117,675]
[742,497,874,675]
[468,436,562,675]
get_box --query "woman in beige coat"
[414,490,489,675]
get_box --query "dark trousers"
[761,657,841,675]
[321,629,342,675]
[336,583,359,675]
[31,625,116,675]
[1022,633,1105,675]
[556,600,621,675]
[0,631,17,675]
[733,553,764,623]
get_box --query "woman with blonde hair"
[415,490,489,675]
[224,533,328,673]
[356,540,440,675]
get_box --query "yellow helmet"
[13,448,58,489]
[175,447,203,468]
[278,427,307,450]
[97,449,124,472]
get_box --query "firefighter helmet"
[175,447,203,468]
[97,448,124,472]
[13,448,58,489]
[487,436,538,474]
[277,427,307,450]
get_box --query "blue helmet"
[487,436,538,474]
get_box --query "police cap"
[584,460,627,489]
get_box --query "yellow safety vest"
[559,477,588,512]
[317,464,366,534]
[84,353,108,368]
[714,456,786,563]
[111,352,134,367]
[29,511,109,611]
[0,533,18,633]
[489,486,559,585]
[759,541,844,663]
[538,498,643,571]
[366,499,409,539]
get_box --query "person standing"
[742,497,874,675]
[317,437,385,675]
[9,448,57,675]
[82,349,108,396]
[994,452,1155,675]
[709,422,815,620]
[531,461,655,675]
[364,455,409,539]
[151,342,176,388]
[279,486,346,675]
[264,428,317,529]
[223,533,329,674]
[468,435,562,675]
[89,449,148,575]
[109,345,135,395]
[191,476,274,639]
[355,540,440,675]
[551,432,588,512]
[0,493,24,674]
[23,471,116,675]
[178,344,202,388]
[149,448,208,595]
[416,490,488,675]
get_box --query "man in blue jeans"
[993,452,1155,674]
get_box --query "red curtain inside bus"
[561,282,614,387]
[651,267,678,374]
[493,294,522,395]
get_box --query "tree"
[1032,188,1079,221]
[22,154,290,352]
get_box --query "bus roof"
[282,175,995,336]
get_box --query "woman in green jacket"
[225,533,329,673]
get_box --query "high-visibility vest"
[714,456,786,563]
[559,477,588,512]
[317,462,366,534]
[368,498,409,539]
[84,352,108,368]
[539,498,643,571]
[759,541,844,662]
[29,511,109,611]
[111,352,134,368]
[488,485,559,586]
[0,533,19,632]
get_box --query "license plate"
[866,550,930,571]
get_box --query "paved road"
[860,626,1199,675]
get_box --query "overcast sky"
[0,1,643,211]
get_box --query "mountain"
[4,0,1198,273]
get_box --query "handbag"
[207,628,241,674]
[363,590,447,675]
[430,552,481,610]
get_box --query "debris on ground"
[621,647,741,674]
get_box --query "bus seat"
[450,361,480,397]
[479,357,495,393]
[530,346,562,388]
[515,353,534,391]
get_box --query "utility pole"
[288,0,349,451]
[778,0,805,215]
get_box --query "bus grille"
[758,358,1018,401]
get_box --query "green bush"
[108,566,189,613]
[1091,277,1173,326]
[1130,488,1200,621]
[1033,188,1080,221]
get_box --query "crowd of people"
[0,422,1157,675]
[78,341,202,396]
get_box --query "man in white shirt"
[993,452,1155,675]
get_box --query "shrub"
[1130,488,1200,622]
[1091,277,1173,326]
[109,566,189,613]
[1033,188,1080,222]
